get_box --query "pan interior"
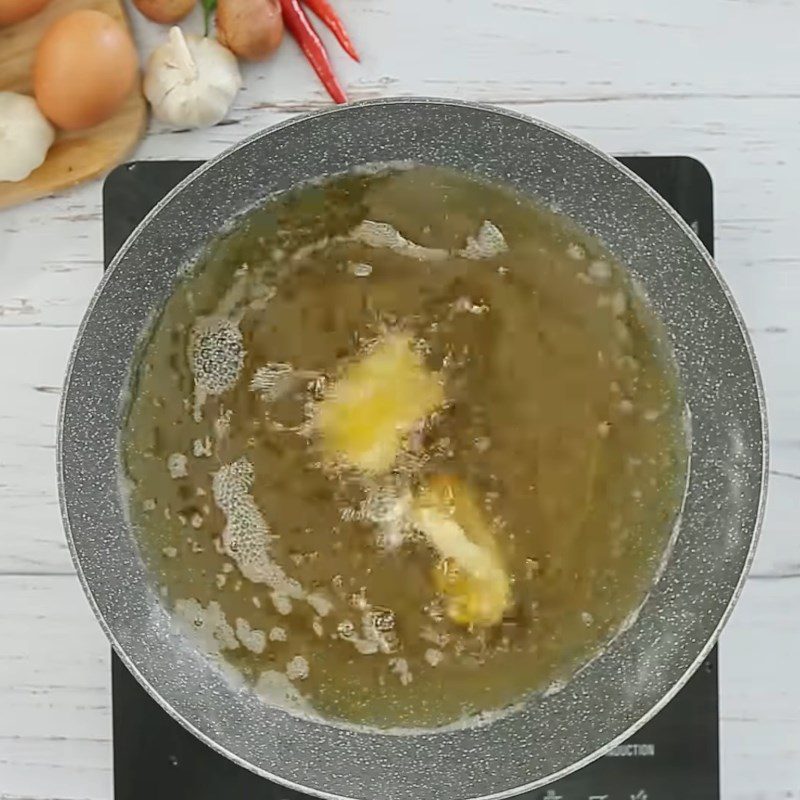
[122,164,689,731]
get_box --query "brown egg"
[133,0,194,24]
[33,9,138,131]
[0,0,51,26]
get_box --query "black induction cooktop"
[104,156,718,800]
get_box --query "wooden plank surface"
[0,0,147,209]
[1,0,799,797]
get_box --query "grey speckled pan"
[58,99,767,800]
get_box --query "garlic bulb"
[144,26,242,129]
[0,92,55,183]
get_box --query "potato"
[133,0,194,24]
[216,0,283,61]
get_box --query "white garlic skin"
[144,27,242,130]
[0,92,55,183]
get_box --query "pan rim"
[57,97,768,800]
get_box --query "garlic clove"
[0,92,55,183]
[143,26,242,130]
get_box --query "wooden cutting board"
[0,0,147,209]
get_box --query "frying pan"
[58,99,767,800]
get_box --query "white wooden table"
[1,1,798,798]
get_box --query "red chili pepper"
[280,0,347,105]
[301,0,359,62]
